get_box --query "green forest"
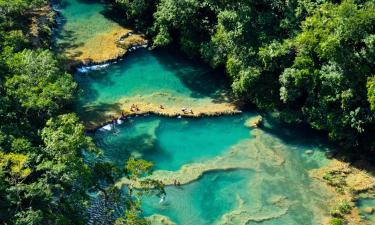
[0,0,374,224]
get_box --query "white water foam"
[77,63,110,73]
[99,124,113,131]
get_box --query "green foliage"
[125,157,154,179]
[338,200,352,214]
[14,209,43,225]
[0,1,103,224]
[330,200,352,217]
[41,113,96,156]
[5,50,76,116]
[115,0,155,31]
[0,113,97,224]
[367,76,375,110]
[330,218,344,225]
[323,171,347,189]
[111,157,163,225]
[0,0,46,16]
[114,207,150,225]
[0,152,30,180]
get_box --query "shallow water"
[55,0,116,50]
[74,48,230,124]
[357,198,375,223]
[93,114,252,170]
[143,169,254,225]
[75,49,226,104]
[93,113,334,225]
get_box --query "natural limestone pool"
[93,113,335,225]
[56,1,348,224]
[93,115,252,171]
[75,49,238,129]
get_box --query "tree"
[5,50,76,117]
[114,158,164,225]
[367,77,375,111]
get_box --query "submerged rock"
[217,193,290,225]
[364,207,374,214]
[305,150,314,155]
[116,129,285,188]
[244,115,263,128]
[147,214,177,225]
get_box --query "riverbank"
[52,1,375,224]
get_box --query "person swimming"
[159,195,166,203]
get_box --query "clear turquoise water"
[55,0,118,50]
[143,169,254,225]
[93,113,333,225]
[357,198,375,223]
[79,50,335,224]
[75,49,226,106]
[93,114,252,170]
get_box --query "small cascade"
[77,63,111,73]
[99,123,113,131]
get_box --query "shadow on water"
[55,0,70,9]
[93,119,174,169]
[149,48,234,103]
[76,0,102,4]
[97,133,157,168]
[76,102,122,125]
[74,48,230,106]
[53,0,86,54]
[261,113,333,150]
[100,3,129,28]
[73,62,124,105]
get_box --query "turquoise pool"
[57,1,337,224]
